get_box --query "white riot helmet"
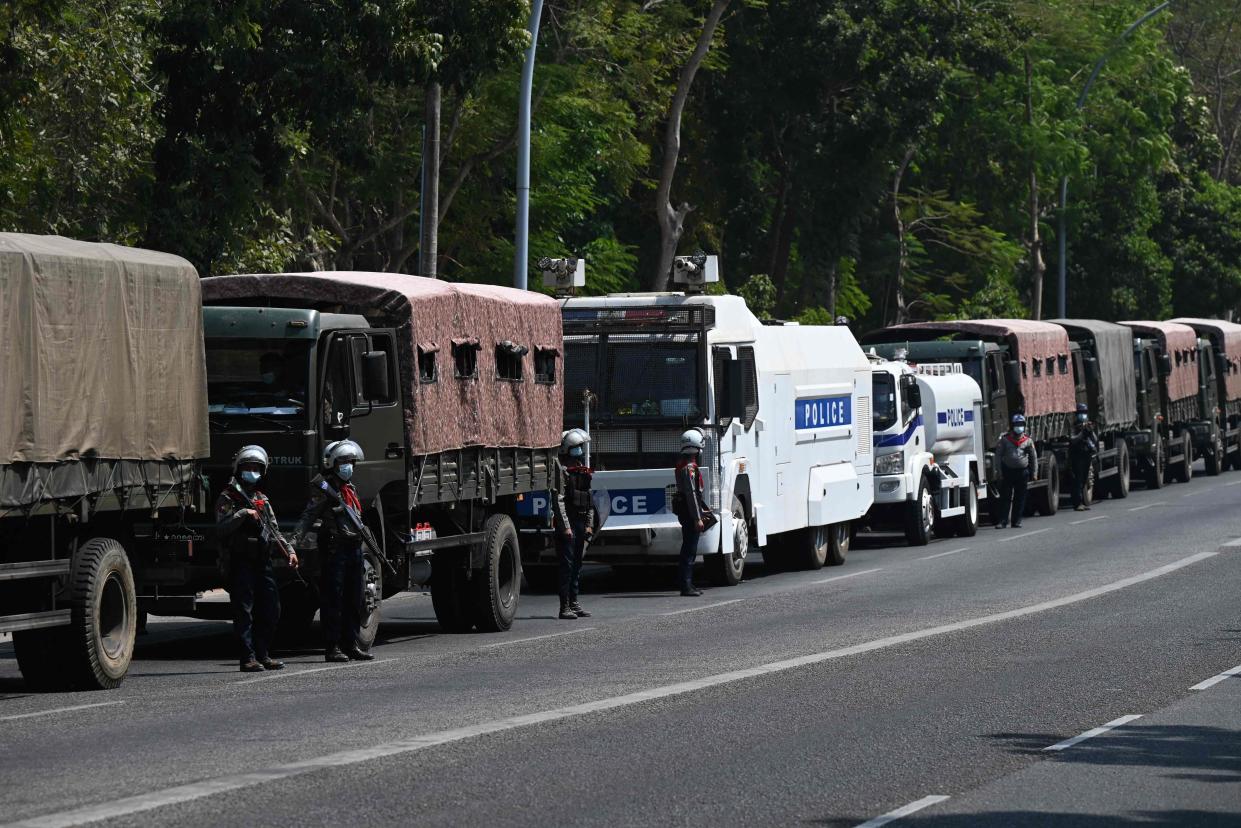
[322,439,364,470]
[561,428,590,458]
[233,445,269,474]
[680,428,706,455]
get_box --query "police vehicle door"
[318,329,405,498]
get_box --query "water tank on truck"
[915,365,982,462]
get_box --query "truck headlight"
[875,452,905,476]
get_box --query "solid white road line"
[1070,515,1108,525]
[0,702,124,723]
[1190,664,1241,691]
[234,659,395,685]
[919,547,970,561]
[1224,479,1241,487]
[1128,502,1166,512]
[855,795,951,828]
[811,568,882,585]
[1043,714,1143,752]
[1220,537,1241,549]
[9,550,1217,828]
[661,599,744,617]
[997,528,1049,543]
[479,627,598,648]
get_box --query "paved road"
[1,467,1239,827]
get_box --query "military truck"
[1049,320,1139,503]
[1119,321,1212,486]
[200,272,562,640]
[1,234,209,690]
[862,320,1081,517]
[1171,318,1241,472]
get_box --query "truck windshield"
[206,340,312,420]
[873,372,897,431]
[564,334,702,423]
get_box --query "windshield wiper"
[227,412,298,432]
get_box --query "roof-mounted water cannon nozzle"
[671,251,719,294]
[538,256,586,297]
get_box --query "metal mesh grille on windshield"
[604,334,700,420]
[564,335,599,420]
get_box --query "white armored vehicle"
[867,358,986,544]
[524,258,875,585]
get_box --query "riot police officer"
[553,429,595,620]
[216,445,297,672]
[293,440,375,663]
[994,413,1038,529]
[1069,403,1099,512]
[672,428,713,597]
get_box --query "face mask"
[240,470,261,485]
[568,446,584,459]
[337,463,354,481]
[1077,414,1088,424]
[1013,426,1025,436]
[261,372,276,385]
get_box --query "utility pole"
[1057,1,1172,318]
[420,81,441,279]
[513,0,545,290]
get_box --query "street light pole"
[513,0,545,291]
[1057,1,1173,318]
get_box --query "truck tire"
[1170,432,1193,483]
[357,551,383,649]
[1145,437,1166,489]
[798,525,830,570]
[1033,464,1060,517]
[903,476,935,547]
[62,538,137,690]
[473,514,521,633]
[431,555,476,633]
[706,497,748,586]
[1108,440,1131,499]
[1205,434,1223,476]
[951,474,980,537]
[826,522,850,566]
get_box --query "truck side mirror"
[362,351,391,401]
[1158,353,1173,376]
[903,376,922,409]
[1085,357,1098,380]
[718,358,745,422]
[1004,360,1021,391]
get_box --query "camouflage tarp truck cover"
[1051,319,1138,429]
[1120,321,1199,404]
[0,234,208,509]
[200,272,563,455]
[864,319,1077,417]
[1171,318,1241,402]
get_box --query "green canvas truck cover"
[1051,319,1138,429]
[0,234,208,508]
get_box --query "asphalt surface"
[1,466,1240,827]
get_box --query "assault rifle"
[317,480,397,576]
[231,482,304,583]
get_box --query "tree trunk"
[1025,53,1046,319]
[420,80,441,278]
[651,0,731,291]
[771,200,797,312]
[892,147,916,324]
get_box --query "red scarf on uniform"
[339,481,362,512]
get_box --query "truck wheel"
[474,514,521,633]
[275,582,319,645]
[707,497,748,586]
[1206,435,1223,476]
[430,555,476,633]
[903,477,935,547]
[1173,433,1193,483]
[952,475,980,537]
[64,538,136,690]
[357,552,383,650]
[1109,440,1131,499]
[826,522,850,566]
[1145,437,1166,489]
[1034,465,1060,516]
[798,525,830,570]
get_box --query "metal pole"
[514,0,545,291]
[417,125,426,275]
[1057,1,1172,318]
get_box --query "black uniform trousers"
[231,552,280,663]
[321,544,365,650]
[678,517,701,590]
[557,516,589,603]
[997,466,1030,526]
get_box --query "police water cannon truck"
[524,255,875,586]
[867,357,986,545]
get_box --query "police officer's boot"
[569,599,591,618]
[240,657,265,673]
[325,646,350,663]
[343,645,375,661]
[559,599,578,620]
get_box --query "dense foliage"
[3,0,1241,325]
